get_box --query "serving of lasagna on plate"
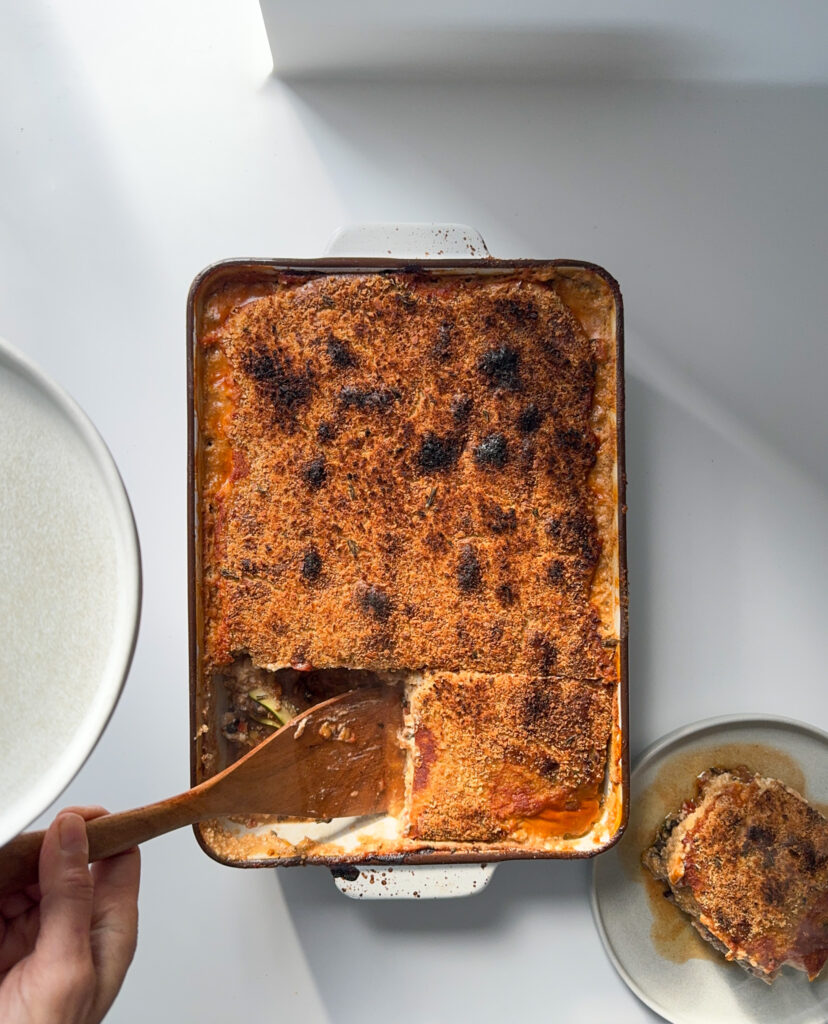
[643,767,828,983]
[189,262,626,866]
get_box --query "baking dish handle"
[332,862,497,900]
[324,222,490,261]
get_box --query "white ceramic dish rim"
[589,712,828,1020]
[0,335,142,846]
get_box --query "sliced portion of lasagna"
[643,768,828,982]
[408,672,614,843]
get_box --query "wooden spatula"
[0,686,403,897]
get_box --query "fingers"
[61,805,110,822]
[89,846,140,1020]
[33,813,96,1011]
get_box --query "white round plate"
[592,715,828,1024]
[0,337,141,847]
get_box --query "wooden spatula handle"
[0,795,202,899]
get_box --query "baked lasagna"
[643,768,828,982]
[192,263,625,863]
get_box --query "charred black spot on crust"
[319,294,336,309]
[760,879,785,906]
[417,432,462,472]
[325,335,356,368]
[785,839,822,873]
[743,824,775,849]
[450,393,473,424]
[479,499,517,534]
[317,421,335,442]
[546,510,599,564]
[494,298,539,323]
[431,320,454,361]
[547,559,565,585]
[242,345,312,417]
[301,547,322,582]
[474,432,508,469]
[339,385,400,412]
[521,684,551,728]
[539,756,561,779]
[478,345,520,390]
[555,426,595,456]
[528,631,559,674]
[517,403,543,433]
[355,583,392,622]
[457,544,482,593]
[495,582,515,606]
[302,456,327,490]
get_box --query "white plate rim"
[0,335,142,844]
[590,712,828,1023]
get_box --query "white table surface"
[2,2,827,1022]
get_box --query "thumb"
[34,813,95,995]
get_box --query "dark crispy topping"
[355,583,392,622]
[540,756,561,779]
[517,403,543,433]
[550,426,599,480]
[555,427,594,455]
[457,544,482,593]
[417,432,462,472]
[302,456,327,490]
[339,385,400,412]
[301,547,322,582]
[325,335,356,368]
[450,394,473,424]
[241,345,312,416]
[495,297,539,323]
[317,420,335,442]
[521,684,551,726]
[478,345,520,390]
[431,320,453,361]
[546,510,599,563]
[480,499,516,534]
[474,432,508,469]
[394,287,417,311]
[547,559,565,585]
[495,582,515,606]
[743,825,775,849]
[528,631,559,674]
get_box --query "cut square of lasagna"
[643,768,828,982]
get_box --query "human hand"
[0,807,140,1024]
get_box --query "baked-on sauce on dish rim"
[188,261,627,866]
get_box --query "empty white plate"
[0,336,140,847]
[592,715,828,1024]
